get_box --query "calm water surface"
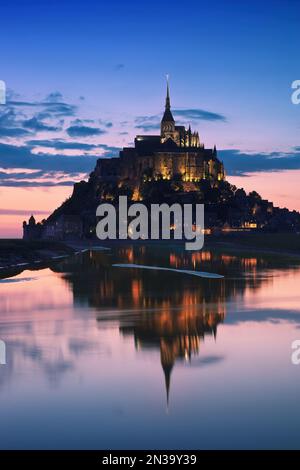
[1,245,300,449]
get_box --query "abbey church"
[94,81,225,188]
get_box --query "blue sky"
[0,0,300,235]
[1,1,300,165]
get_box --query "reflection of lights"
[169,253,178,268]
[221,255,237,264]
[126,247,134,262]
[243,258,257,268]
[132,279,142,304]
[169,251,214,269]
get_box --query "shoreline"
[0,240,77,279]
[1,233,300,278]
[66,232,300,260]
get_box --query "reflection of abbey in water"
[53,246,277,404]
[119,306,224,405]
[52,246,283,403]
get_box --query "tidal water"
[1,244,300,449]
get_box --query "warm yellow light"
[132,188,142,201]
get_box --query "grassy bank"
[68,232,300,258]
[1,232,300,276]
[206,232,300,256]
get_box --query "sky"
[0,0,300,237]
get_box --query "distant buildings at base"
[23,214,83,240]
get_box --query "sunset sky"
[1,0,300,237]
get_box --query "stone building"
[93,81,225,188]
[42,214,83,240]
[23,215,43,240]
[23,214,83,240]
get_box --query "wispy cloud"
[27,139,97,151]
[26,139,120,154]
[0,142,96,186]
[134,107,226,132]
[0,127,31,137]
[0,91,79,142]
[66,125,106,137]
[173,108,226,122]
[0,108,31,137]
[0,208,50,215]
[7,91,77,116]
[0,89,119,184]
[23,117,60,132]
[0,140,120,187]
[135,123,160,131]
[134,115,160,132]
[220,148,300,175]
[99,119,113,128]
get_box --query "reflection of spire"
[162,362,173,410]
[213,324,217,340]
[160,339,175,410]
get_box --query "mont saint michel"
[23,83,300,240]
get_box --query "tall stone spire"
[165,74,171,110]
[161,75,175,125]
